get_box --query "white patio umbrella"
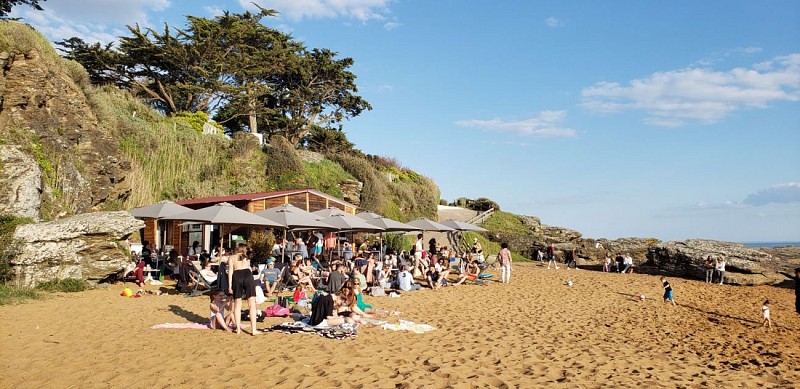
[129,200,193,219]
[314,207,385,260]
[129,200,195,250]
[355,211,383,220]
[406,217,455,232]
[163,202,283,251]
[255,204,334,262]
[364,216,420,259]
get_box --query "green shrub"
[481,211,529,235]
[36,278,87,293]
[265,135,305,190]
[248,230,275,263]
[0,284,40,305]
[0,215,33,284]
[173,111,223,134]
[303,159,356,198]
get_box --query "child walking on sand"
[661,276,676,306]
[762,300,772,330]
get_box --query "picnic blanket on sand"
[152,323,250,330]
[381,320,435,333]
[265,321,358,340]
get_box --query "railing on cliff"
[467,207,494,225]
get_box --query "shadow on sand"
[168,304,207,323]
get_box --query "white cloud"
[455,110,577,138]
[692,46,763,67]
[203,6,225,17]
[11,0,173,44]
[545,17,562,28]
[383,21,401,30]
[581,53,800,127]
[244,0,393,22]
[744,182,800,206]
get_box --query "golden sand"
[1,263,798,388]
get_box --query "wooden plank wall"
[143,218,157,245]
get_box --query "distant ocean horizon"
[741,241,800,248]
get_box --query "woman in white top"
[715,258,726,285]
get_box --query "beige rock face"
[0,47,131,219]
[648,239,783,286]
[0,145,42,220]
[10,211,144,287]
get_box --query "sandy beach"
[1,263,799,388]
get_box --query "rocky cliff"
[11,211,143,287]
[0,26,131,220]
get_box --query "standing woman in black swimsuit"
[228,244,260,335]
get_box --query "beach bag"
[265,304,291,317]
[369,286,386,297]
[277,296,289,308]
[255,285,266,304]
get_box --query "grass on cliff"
[481,211,530,235]
[0,284,40,305]
[0,21,441,217]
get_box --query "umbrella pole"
[282,229,287,264]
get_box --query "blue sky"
[13,0,800,242]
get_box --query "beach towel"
[265,321,358,340]
[151,323,251,330]
[381,320,435,334]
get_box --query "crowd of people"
[130,233,495,334]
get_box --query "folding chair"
[186,261,216,297]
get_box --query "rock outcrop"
[646,239,782,286]
[10,211,143,287]
[0,145,42,220]
[0,23,131,220]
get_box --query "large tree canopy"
[58,6,370,146]
[0,0,45,18]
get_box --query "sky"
[12,0,800,242]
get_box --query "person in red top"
[546,243,559,270]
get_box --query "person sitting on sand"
[351,267,367,292]
[426,258,441,290]
[661,276,676,306]
[603,254,611,272]
[396,265,421,291]
[621,254,633,274]
[327,263,348,294]
[209,291,232,332]
[335,283,362,324]
[310,288,354,327]
[437,257,451,287]
[348,279,386,318]
[374,262,390,288]
[454,259,481,285]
